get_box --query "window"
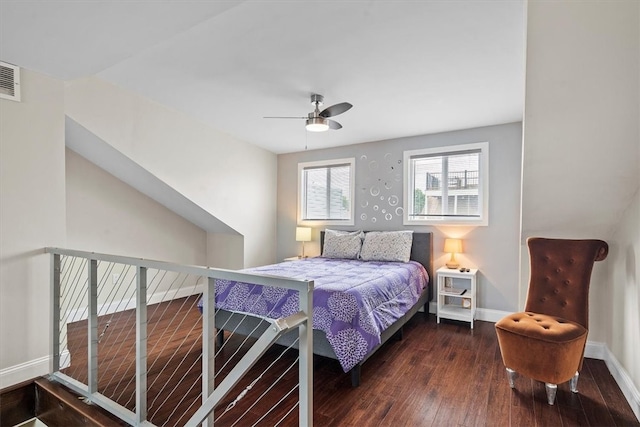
[403,142,488,225]
[298,158,355,225]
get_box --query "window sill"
[298,219,355,227]
[403,218,488,227]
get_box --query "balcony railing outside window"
[425,170,479,191]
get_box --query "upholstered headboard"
[320,231,434,301]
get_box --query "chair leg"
[570,371,579,393]
[506,367,517,388]
[545,383,558,405]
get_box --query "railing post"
[51,253,61,373]
[299,281,314,427]
[202,277,215,427]
[88,259,98,394]
[136,266,148,424]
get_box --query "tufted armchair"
[495,237,608,405]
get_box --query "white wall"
[277,122,523,314]
[64,77,278,268]
[605,189,640,416]
[523,0,640,412]
[523,0,639,339]
[0,69,66,387]
[66,148,207,264]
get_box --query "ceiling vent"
[0,61,21,102]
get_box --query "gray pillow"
[322,229,364,259]
[359,231,414,262]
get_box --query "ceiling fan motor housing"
[310,93,324,107]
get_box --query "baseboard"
[476,307,509,323]
[66,283,204,322]
[601,343,640,421]
[0,350,69,390]
[427,303,509,324]
[584,340,606,359]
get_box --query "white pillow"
[359,231,414,262]
[322,229,364,259]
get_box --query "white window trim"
[297,157,355,226]
[403,142,489,226]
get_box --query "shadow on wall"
[627,244,638,331]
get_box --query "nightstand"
[436,266,478,329]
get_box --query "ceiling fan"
[264,94,353,132]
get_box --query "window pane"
[328,166,351,219]
[301,162,352,221]
[303,168,328,219]
[407,147,483,220]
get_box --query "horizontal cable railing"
[46,247,314,427]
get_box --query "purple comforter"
[199,257,429,372]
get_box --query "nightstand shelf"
[436,266,478,329]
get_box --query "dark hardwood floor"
[61,296,639,426]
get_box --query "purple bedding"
[198,257,429,372]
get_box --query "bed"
[202,231,433,387]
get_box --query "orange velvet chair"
[495,237,608,405]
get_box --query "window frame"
[403,142,489,226]
[297,157,355,226]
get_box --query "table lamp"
[444,238,463,269]
[296,227,312,258]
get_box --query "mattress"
[198,257,429,372]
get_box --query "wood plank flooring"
[61,296,639,426]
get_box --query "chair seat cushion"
[495,312,588,385]
[495,312,586,343]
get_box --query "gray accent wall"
[278,122,523,313]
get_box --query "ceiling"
[0,0,526,154]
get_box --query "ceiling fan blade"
[263,116,307,119]
[319,102,353,118]
[327,119,342,130]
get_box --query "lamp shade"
[443,238,462,254]
[296,227,312,242]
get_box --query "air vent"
[0,61,21,102]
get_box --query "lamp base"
[446,262,460,269]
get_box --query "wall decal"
[357,153,404,226]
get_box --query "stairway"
[0,378,126,426]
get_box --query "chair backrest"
[525,237,608,329]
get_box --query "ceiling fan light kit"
[265,93,352,133]
[306,116,329,132]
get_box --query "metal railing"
[46,247,314,426]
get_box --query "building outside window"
[404,142,488,226]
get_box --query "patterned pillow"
[359,231,414,262]
[322,229,364,259]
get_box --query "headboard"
[320,231,434,301]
